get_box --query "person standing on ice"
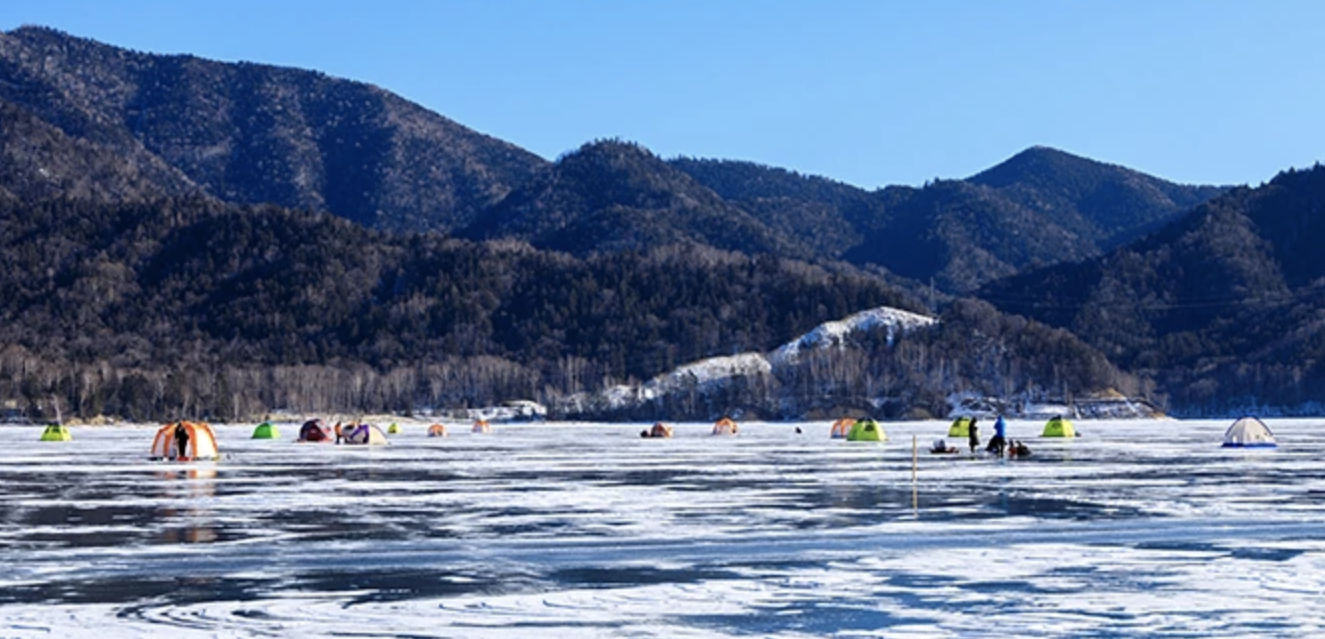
[988,415,1008,457]
[967,418,980,453]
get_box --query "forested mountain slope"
[676,148,1226,292]
[980,165,1325,413]
[0,26,547,231]
[458,140,807,258]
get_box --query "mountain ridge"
[979,165,1325,414]
[0,25,549,232]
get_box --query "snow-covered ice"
[3,418,1325,636]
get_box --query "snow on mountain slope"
[562,306,935,415]
[642,352,774,397]
[768,306,936,365]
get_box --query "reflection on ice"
[3,419,1325,636]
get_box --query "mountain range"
[0,26,1227,294]
[2,25,1317,420]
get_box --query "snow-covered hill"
[768,306,935,365]
[559,305,935,417]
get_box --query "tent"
[712,417,739,436]
[472,420,492,434]
[1042,416,1076,438]
[341,423,388,446]
[948,416,974,437]
[298,419,331,443]
[1222,416,1277,448]
[252,422,280,439]
[40,423,72,441]
[830,417,855,439]
[641,422,673,438]
[847,418,887,442]
[151,421,220,461]
[427,423,448,437]
[387,423,400,434]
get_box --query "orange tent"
[472,419,492,434]
[712,417,739,436]
[830,417,854,439]
[427,423,448,437]
[151,421,220,461]
[641,422,673,438]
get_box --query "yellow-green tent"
[40,423,72,441]
[252,422,280,439]
[948,416,974,437]
[387,423,400,434]
[1042,416,1076,438]
[847,418,887,442]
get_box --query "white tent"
[1222,416,1277,448]
[342,423,389,446]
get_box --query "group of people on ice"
[931,415,1031,458]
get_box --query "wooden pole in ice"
[912,434,918,511]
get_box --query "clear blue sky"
[3,0,1323,188]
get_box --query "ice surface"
[3,418,1325,636]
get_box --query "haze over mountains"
[2,25,1318,420]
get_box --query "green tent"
[252,422,280,439]
[40,423,72,441]
[1042,416,1076,438]
[387,422,400,434]
[948,416,974,437]
[847,418,887,442]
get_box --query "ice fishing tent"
[712,417,739,436]
[40,423,72,441]
[251,422,279,439]
[1042,416,1076,438]
[427,423,448,437]
[298,419,331,443]
[472,420,492,434]
[1222,416,1277,448]
[151,421,220,461]
[830,417,854,439]
[948,416,974,437]
[387,423,400,434]
[847,418,887,442]
[341,423,388,446]
[642,422,673,438]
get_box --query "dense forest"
[981,166,1325,414]
[0,196,941,421]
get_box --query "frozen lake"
[4,418,1325,637]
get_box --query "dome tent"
[151,421,220,461]
[948,416,974,437]
[830,417,854,439]
[252,422,280,439]
[427,423,448,437]
[641,422,673,438]
[847,418,887,442]
[712,417,739,436]
[341,423,388,445]
[1042,416,1076,438]
[298,419,331,443]
[1222,416,1277,448]
[40,423,72,441]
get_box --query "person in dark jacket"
[174,422,190,459]
[968,418,980,453]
